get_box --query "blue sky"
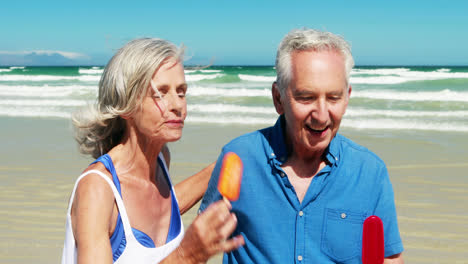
[1,0,467,66]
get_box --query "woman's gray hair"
[275,28,354,94]
[72,38,184,158]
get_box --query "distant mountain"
[0,51,99,66]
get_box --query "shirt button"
[299,211,304,216]
[298,255,303,261]
[341,213,347,219]
[271,152,275,157]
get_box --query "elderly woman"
[62,38,244,264]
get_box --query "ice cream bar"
[362,215,384,264]
[217,152,243,201]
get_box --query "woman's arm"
[71,172,115,264]
[162,144,215,214]
[175,162,215,214]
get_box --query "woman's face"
[131,59,187,144]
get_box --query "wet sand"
[0,117,467,263]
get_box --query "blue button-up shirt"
[200,116,404,263]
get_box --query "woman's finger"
[221,235,245,253]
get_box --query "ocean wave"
[350,68,468,84]
[189,104,275,114]
[200,70,222,73]
[346,108,468,118]
[352,89,468,102]
[0,74,101,82]
[342,118,468,132]
[188,86,271,97]
[0,99,87,107]
[186,74,224,82]
[79,68,103,75]
[10,66,25,69]
[0,107,70,118]
[351,68,411,75]
[238,74,276,82]
[187,115,274,125]
[0,84,96,97]
[0,69,12,73]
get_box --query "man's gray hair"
[275,28,354,94]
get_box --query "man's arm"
[384,253,404,263]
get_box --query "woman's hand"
[163,199,244,263]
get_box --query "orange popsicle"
[217,152,243,201]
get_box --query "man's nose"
[311,99,328,124]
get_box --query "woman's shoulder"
[73,163,116,214]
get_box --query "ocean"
[1,65,468,132]
[1,65,467,263]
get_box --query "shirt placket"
[295,207,305,263]
[272,158,307,264]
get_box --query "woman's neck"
[108,124,164,182]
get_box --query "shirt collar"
[267,115,288,164]
[323,134,341,166]
[267,115,341,167]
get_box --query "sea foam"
[189,104,275,114]
[0,74,101,82]
[352,89,468,102]
[342,118,468,132]
[186,74,224,82]
[187,86,270,97]
[0,84,97,97]
[350,68,468,84]
[238,74,276,82]
[79,68,103,75]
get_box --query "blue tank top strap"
[157,156,182,243]
[91,154,122,195]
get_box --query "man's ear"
[272,82,284,115]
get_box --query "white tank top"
[61,154,184,264]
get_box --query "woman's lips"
[165,120,184,127]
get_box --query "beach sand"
[1,117,467,263]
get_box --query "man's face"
[273,49,351,159]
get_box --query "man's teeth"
[307,126,327,132]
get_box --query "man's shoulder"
[336,134,386,166]
[223,126,272,151]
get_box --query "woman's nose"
[165,91,184,114]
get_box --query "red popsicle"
[217,152,243,201]
[362,215,384,264]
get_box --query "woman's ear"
[120,113,131,120]
[272,82,284,115]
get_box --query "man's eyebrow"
[292,89,315,96]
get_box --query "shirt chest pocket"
[321,208,366,262]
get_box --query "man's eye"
[296,96,314,102]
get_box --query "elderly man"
[200,28,404,263]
